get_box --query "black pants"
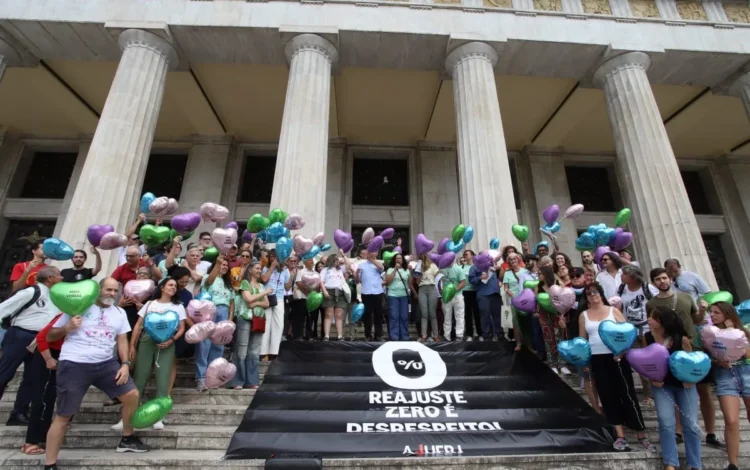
[0,326,36,416]
[590,354,645,431]
[477,294,502,340]
[290,299,309,339]
[25,349,58,445]
[283,295,293,338]
[463,291,482,338]
[362,294,384,340]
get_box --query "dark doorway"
[350,226,411,258]
[0,221,55,302]
[702,234,736,301]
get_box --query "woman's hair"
[168,266,190,281]
[539,256,553,267]
[579,282,611,312]
[325,254,338,269]
[315,261,324,272]
[649,305,689,347]
[152,277,181,304]
[712,301,750,342]
[552,252,573,274]
[501,245,517,262]
[600,252,624,270]
[421,254,432,269]
[209,258,233,289]
[243,260,261,283]
[389,254,402,269]
[539,265,557,288]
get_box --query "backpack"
[1,284,42,330]
[617,283,653,300]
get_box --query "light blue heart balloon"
[319,243,332,252]
[669,351,710,384]
[143,311,180,344]
[557,337,591,366]
[265,222,285,243]
[544,221,562,234]
[737,299,750,324]
[351,303,365,323]
[276,236,293,262]
[596,228,615,246]
[462,226,474,244]
[576,232,596,251]
[489,238,500,250]
[196,291,213,302]
[140,192,156,214]
[42,238,74,261]
[301,245,320,260]
[446,239,465,253]
[598,320,637,356]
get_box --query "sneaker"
[365,336,373,341]
[465,336,473,342]
[111,419,123,431]
[456,337,463,342]
[196,379,207,392]
[560,366,572,375]
[706,433,725,448]
[152,420,164,430]
[5,413,29,426]
[478,336,484,342]
[427,337,435,343]
[551,367,559,374]
[724,465,739,470]
[116,435,150,453]
[612,437,629,451]
[323,336,329,342]
[639,438,656,453]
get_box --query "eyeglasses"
[240,254,251,258]
[585,290,600,297]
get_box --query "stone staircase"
[0,324,748,469]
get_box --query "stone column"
[270,34,337,236]
[56,29,178,275]
[655,0,680,20]
[0,56,6,83]
[54,142,90,237]
[446,42,518,251]
[702,1,729,23]
[594,52,716,288]
[324,141,346,242]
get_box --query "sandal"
[514,345,522,352]
[21,443,45,455]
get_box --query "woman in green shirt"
[386,254,412,341]
[196,255,234,391]
[502,253,530,352]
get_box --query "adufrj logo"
[403,444,464,456]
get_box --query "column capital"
[284,34,338,67]
[118,29,179,70]
[445,42,498,76]
[592,51,651,88]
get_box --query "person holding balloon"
[503,253,530,351]
[261,250,293,358]
[61,247,101,282]
[413,254,440,343]
[440,257,467,342]
[10,240,47,293]
[320,252,354,341]
[537,265,570,374]
[467,253,502,342]
[385,253,412,341]
[461,250,481,342]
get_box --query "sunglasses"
[585,290,600,297]
[240,254,251,258]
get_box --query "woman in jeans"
[385,254,413,341]
[502,253,530,351]
[645,305,701,470]
[196,255,234,391]
[708,301,750,470]
[414,254,439,342]
[231,261,272,389]
[461,250,481,341]
[320,251,353,341]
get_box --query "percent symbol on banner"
[397,360,424,370]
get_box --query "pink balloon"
[608,296,622,310]
[312,232,325,247]
[185,322,217,344]
[488,249,501,262]
[415,233,434,256]
[626,343,669,381]
[701,325,750,362]
[437,252,456,269]
[293,234,314,255]
[99,232,128,250]
[187,299,216,323]
[549,285,576,314]
[284,213,305,231]
[361,227,375,245]
[205,358,237,389]
[437,238,450,255]
[210,320,236,345]
[301,272,321,289]
[212,228,237,254]
[87,224,115,247]
[163,198,179,216]
[563,204,584,219]
[512,288,537,314]
[149,197,169,215]
[367,236,384,253]
[200,202,229,223]
[123,279,155,302]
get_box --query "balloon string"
[616,359,644,430]
[155,348,161,369]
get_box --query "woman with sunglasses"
[578,282,653,452]
[230,249,254,290]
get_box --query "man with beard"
[580,251,599,276]
[663,258,711,303]
[61,247,102,282]
[44,278,148,469]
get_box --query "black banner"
[225,341,614,459]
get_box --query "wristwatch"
[122,360,132,366]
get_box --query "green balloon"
[441,282,457,303]
[203,246,219,262]
[307,292,323,312]
[247,213,270,233]
[511,224,529,242]
[131,397,173,429]
[268,208,288,225]
[451,224,466,244]
[139,224,171,247]
[702,291,734,306]
[614,208,632,227]
[523,280,539,290]
[537,292,556,313]
[170,229,193,240]
[382,251,396,265]
[50,280,100,317]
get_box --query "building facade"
[1,0,750,301]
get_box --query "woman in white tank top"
[578,282,654,453]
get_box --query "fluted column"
[594,52,716,288]
[732,71,750,120]
[57,29,177,275]
[270,34,337,235]
[446,42,517,251]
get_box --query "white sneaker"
[465,336,473,342]
[560,366,572,375]
[551,367,559,374]
[152,420,165,430]
[111,419,123,431]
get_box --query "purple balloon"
[241,231,254,243]
[437,252,456,269]
[342,239,354,253]
[224,221,239,230]
[512,288,537,314]
[367,235,384,253]
[594,246,612,266]
[87,224,115,247]
[380,227,395,240]
[171,212,201,235]
[608,227,623,246]
[542,204,560,225]
[626,343,669,381]
[437,238,450,255]
[415,233,435,256]
[393,246,402,254]
[333,229,352,249]
[612,231,633,251]
[473,252,493,273]
[428,253,440,264]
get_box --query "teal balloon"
[352,303,365,323]
[557,338,591,366]
[301,245,320,260]
[462,226,474,244]
[265,222,285,243]
[131,397,173,429]
[596,227,615,246]
[196,291,213,302]
[669,351,710,384]
[446,239,465,253]
[42,238,74,261]
[598,320,637,356]
[544,221,561,234]
[489,238,500,250]
[143,311,179,344]
[320,243,332,252]
[276,236,293,262]
[140,192,156,214]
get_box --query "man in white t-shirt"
[618,265,658,335]
[44,278,148,469]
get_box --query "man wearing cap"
[118,213,146,266]
[617,248,640,268]
[226,244,242,269]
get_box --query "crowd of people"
[0,215,748,470]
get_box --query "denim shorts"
[714,363,750,397]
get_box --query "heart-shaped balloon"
[144,310,180,344]
[612,231,633,251]
[608,227,623,247]
[265,222,286,243]
[702,291,734,306]
[473,252,492,273]
[557,338,591,366]
[211,228,238,254]
[380,227,395,240]
[614,208,631,228]
[446,239,465,254]
[462,226,474,244]
[437,238,450,255]
[393,246,402,254]
[51,280,99,316]
[549,285,576,314]
[307,292,323,312]
[701,325,750,362]
[163,198,179,216]
[451,224,466,244]
[203,246,219,262]
[131,397,173,429]
[367,236,384,253]
[206,358,237,389]
[598,320,637,356]
[140,192,156,214]
[737,299,750,324]
[99,232,128,250]
[575,232,597,251]
[594,246,612,266]
[187,299,217,324]
[382,251,396,265]
[542,204,560,225]
[669,351,711,384]
[511,224,529,242]
[242,231,254,243]
[319,243,331,252]
[86,224,115,247]
[42,238,74,261]
[342,239,354,253]
[301,272,321,289]
[523,280,539,290]
[543,221,562,234]
[276,236,293,262]
[268,208,288,225]
[512,288,537,314]
[171,212,201,235]
[139,225,171,247]
[284,213,305,230]
[437,252,456,269]
[185,321,217,344]
[489,238,500,250]
[488,249,501,262]
[200,202,229,223]
[196,291,213,302]
[333,229,352,249]
[608,296,623,310]
[428,253,440,265]
[210,320,236,345]
[595,228,614,246]
[293,235,314,255]
[361,227,375,245]
[415,233,435,256]
[564,204,584,219]
[301,245,320,260]
[536,293,556,313]
[311,232,325,246]
[441,282,457,303]
[626,343,670,381]
[247,213,270,233]
[124,279,155,303]
[148,197,169,216]
[352,303,365,322]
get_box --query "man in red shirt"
[10,241,48,293]
[111,246,162,287]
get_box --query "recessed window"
[141,154,188,200]
[680,170,717,215]
[238,155,276,203]
[350,226,411,256]
[353,158,409,206]
[702,234,735,299]
[565,166,617,212]
[19,152,77,199]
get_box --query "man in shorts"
[44,278,148,470]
